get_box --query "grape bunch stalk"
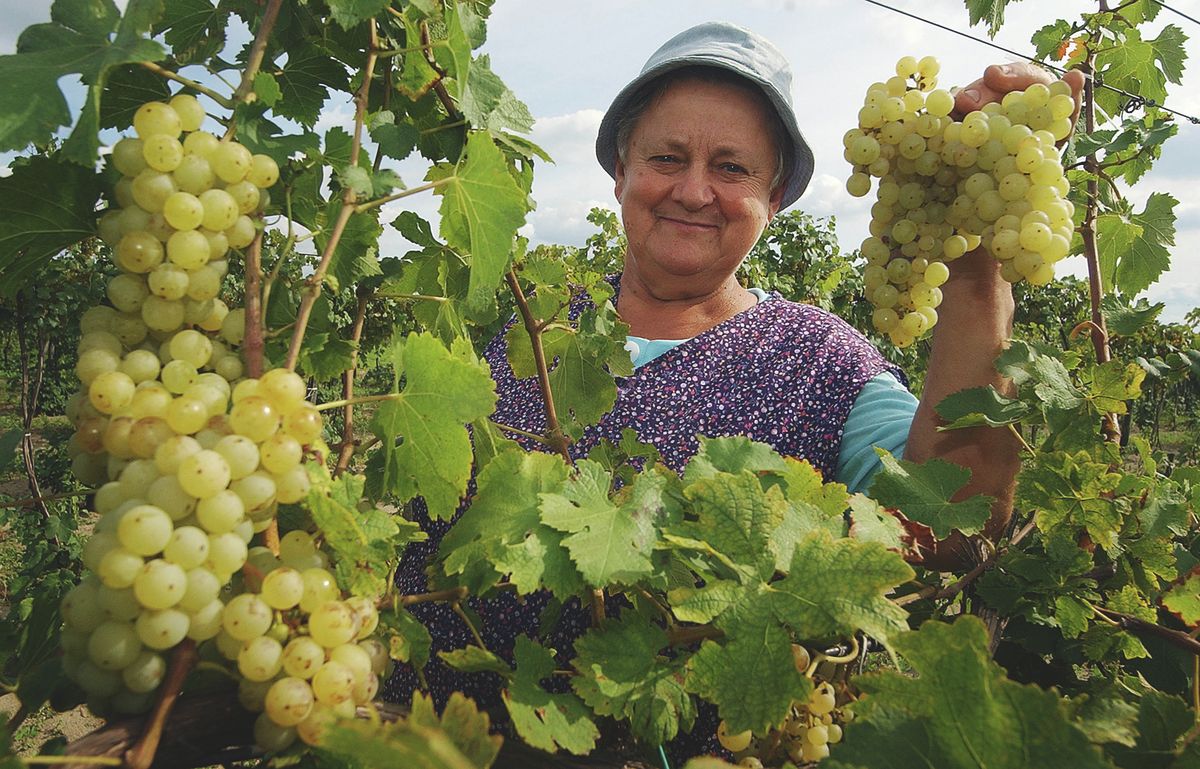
[59,95,389,753]
[844,55,1076,347]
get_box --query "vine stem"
[122,640,198,769]
[504,270,571,464]
[503,269,606,623]
[24,758,122,767]
[0,488,94,509]
[420,21,459,117]
[283,20,380,371]
[138,61,232,108]
[400,586,469,606]
[354,179,448,214]
[490,420,551,445]
[1078,47,1121,443]
[1007,423,1036,456]
[232,0,284,103]
[452,602,487,649]
[897,518,1036,607]
[335,289,372,476]
[1093,607,1200,656]
[316,392,400,412]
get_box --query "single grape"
[262,679,316,733]
[717,720,752,752]
[222,593,273,642]
[169,93,206,131]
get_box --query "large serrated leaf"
[539,460,655,587]
[1097,193,1176,298]
[0,155,104,297]
[436,131,528,318]
[369,332,497,519]
[826,617,1111,769]
[503,636,598,755]
[0,0,165,162]
[868,451,993,538]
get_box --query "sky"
[4,0,1199,320]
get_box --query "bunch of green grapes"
[714,646,851,766]
[221,531,393,752]
[844,55,1075,347]
[57,97,343,726]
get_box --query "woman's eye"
[651,155,678,163]
[721,162,748,174]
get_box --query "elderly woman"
[387,20,1082,759]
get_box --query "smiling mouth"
[660,215,718,229]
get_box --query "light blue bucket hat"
[595,21,815,211]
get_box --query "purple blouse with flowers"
[383,280,903,760]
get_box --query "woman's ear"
[613,156,627,202]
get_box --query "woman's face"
[614,77,784,300]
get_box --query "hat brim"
[594,54,815,212]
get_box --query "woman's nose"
[671,163,715,210]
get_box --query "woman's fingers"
[954,62,1086,126]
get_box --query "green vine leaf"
[438,449,583,599]
[1160,568,1200,627]
[0,0,166,163]
[0,155,104,297]
[539,459,656,587]
[571,615,696,745]
[327,0,391,30]
[963,0,1020,37]
[868,451,994,538]
[935,385,1032,429]
[1097,193,1177,299]
[305,468,424,598]
[436,130,529,319]
[826,617,1111,769]
[322,691,500,769]
[503,636,599,755]
[367,332,497,519]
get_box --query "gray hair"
[613,65,793,193]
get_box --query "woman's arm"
[903,64,1085,565]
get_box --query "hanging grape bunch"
[59,95,391,752]
[714,645,851,766]
[844,55,1075,347]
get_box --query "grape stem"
[490,420,551,445]
[1007,424,1036,456]
[505,269,572,465]
[452,602,487,649]
[23,758,122,766]
[123,640,198,769]
[335,288,373,476]
[814,635,860,666]
[138,61,232,109]
[231,0,284,104]
[400,586,469,606]
[284,20,381,372]
[420,21,460,118]
[1077,46,1121,444]
[353,179,450,214]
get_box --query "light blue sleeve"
[835,371,918,494]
